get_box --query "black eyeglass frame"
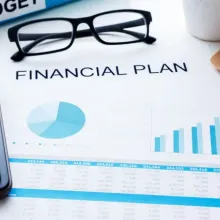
[8,9,156,61]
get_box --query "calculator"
[0,106,12,198]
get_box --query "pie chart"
[27,102,86,139]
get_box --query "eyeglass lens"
[18,20,74,54]
[93,12,147,43]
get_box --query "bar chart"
[153,117,220,155]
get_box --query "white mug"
[183,0,220,41]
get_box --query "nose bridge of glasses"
[74,21,94,39]
[72,16,92,28]
[76,22,91,29]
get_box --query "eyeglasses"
[8,9,156,62]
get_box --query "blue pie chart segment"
[27,102,86,139]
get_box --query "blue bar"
[179,129,184,153]
[9,188,220,208]
[210,125,217,155]
[197,123,203,154]
[214,118,220,155]
[160,136,165,152]
[192,127,198,154]
[155,137,161,152]
[173,130,180,153]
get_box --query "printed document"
[0,0,220,219]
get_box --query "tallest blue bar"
[214,118,220,155]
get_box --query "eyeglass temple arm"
[76,18,155,43]
[16,18,150,41]
[11,18,156,61]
